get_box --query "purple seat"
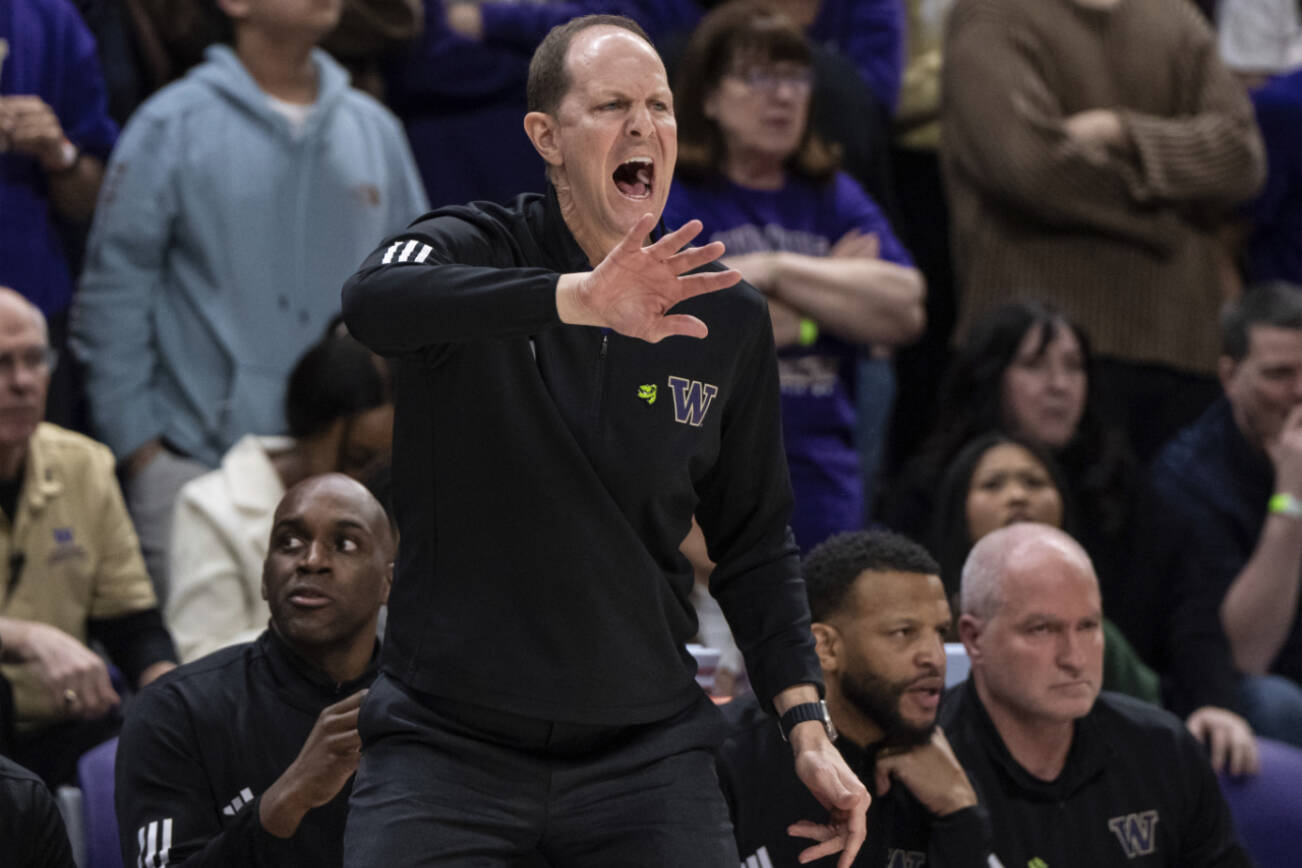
[77,736,123,868]
[1218,737,1302,868]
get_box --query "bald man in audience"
[941,523,1250,867]
[115,474,393,868]
[0,286,175,787]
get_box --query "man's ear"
[524,112,563,168]
[381,562,393,606]
[1218,354,1238,395]
[811,622,839,673]
[957,614,983,664]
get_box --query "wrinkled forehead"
[274,478,384,535]
[1000,552,1099,618]
[562,26,667,95]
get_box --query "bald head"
[961,523,1096,620]
[957,522,1104,729]
[262,473,394,675]
[0,288,48,342]
[274,473,394,557]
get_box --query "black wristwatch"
[779,700,836,743]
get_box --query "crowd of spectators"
[1,0,1300,864]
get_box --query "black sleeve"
[341,210,563,356]
[1,773,76,868]
[1140,487,1246,717]
[115,686,298,867]
[88,607,177,687]
[928,804,996,868]
[1172,726,1253,867]
[695,307,822,712]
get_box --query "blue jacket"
[0,0,118,316]
[73,45,427,467]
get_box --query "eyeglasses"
[0,346,57,378]
[727,66,814,94]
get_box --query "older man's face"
[967,544,1104,727]
[546,26,677,253]
[0,297,50,451]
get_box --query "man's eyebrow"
[333,517,370,534]
[269,517,308,540]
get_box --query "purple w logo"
[1108,810,1160,858]
[667,376,719,427]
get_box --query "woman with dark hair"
[930,431,1159,703]
[165,328,394,662]
[664,0,925,552]
[885,299,1138,620]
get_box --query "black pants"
[344,674,737,868]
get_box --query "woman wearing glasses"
[665,0,924,553]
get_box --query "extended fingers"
[616,213,659,253]
[676,268,741,301]
[664,240,726,274]
[647,314,709,342]
[795,828,847,865]
[648,218,704,258]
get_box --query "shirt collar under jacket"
[956,677,1113,802]
[259,626,379,712]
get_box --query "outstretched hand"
[556,214,741,343]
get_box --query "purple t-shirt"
[664,171,912,552]
[0,0,118,316]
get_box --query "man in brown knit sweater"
[941,0,1266,461]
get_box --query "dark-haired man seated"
[720,530,993,867]
[115,474,393,867]
[944,524,1249,867]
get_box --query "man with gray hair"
[0,287,175,787]
[941,523,1249,867]
[1148,281,1302,747]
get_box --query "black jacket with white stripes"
[718,693,994,868]
[938,680,1250,868]
[115,629,377,867]
[341,187,821,726]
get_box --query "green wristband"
[798,318,819,347]
[1269,492,1302,519]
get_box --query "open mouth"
[613,157,654,200]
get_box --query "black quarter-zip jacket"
[341,188,821,725]
[115,630,378,867]
[939,680,1250,868]
[718,694,994,867]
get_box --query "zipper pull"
[600,333,608,358]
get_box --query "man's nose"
[626,105,652,137]
[917,632,945,670]
[298,539,330,572]
[1057,630,1086,673]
